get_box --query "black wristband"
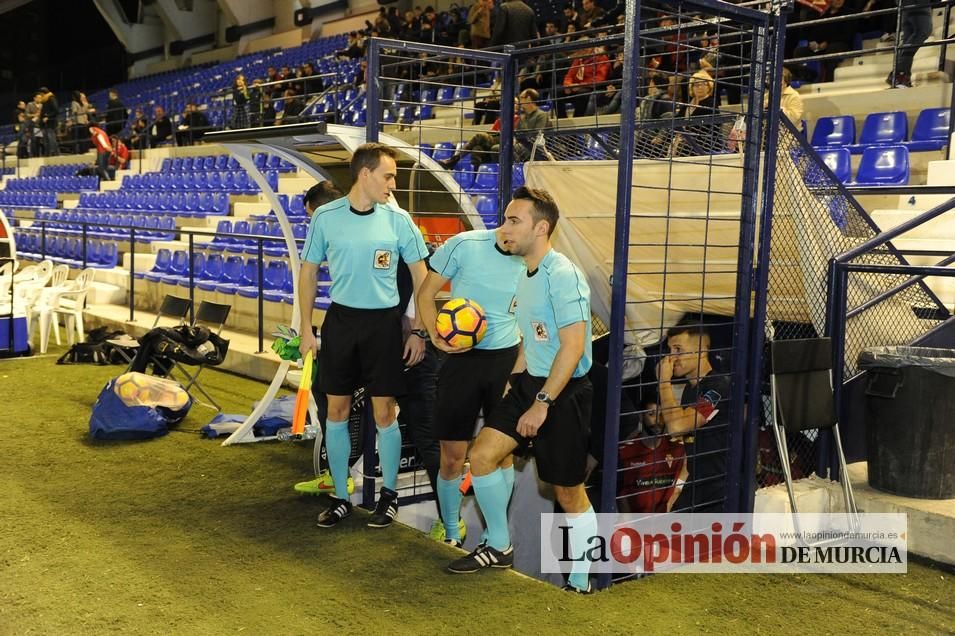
[412,329,429,339]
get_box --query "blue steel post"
[730,0,792,512]
[596,0,642,592]
[366,40,381,144]
[498,47,517,221]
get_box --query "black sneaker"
[447,543,514,573]
[561,581,594,595]
[366,487,399,528]
[316,497,353,528]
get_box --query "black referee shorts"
[317,302,405,398]
[484,371,593,487]
[434,344,519,442]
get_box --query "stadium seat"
[906,108,951,152]
[853,145,910,186]
[195,253,226,291]
[848,111,907,154]
[471,163,500,193]
[811,115,855,148]
[432,142,456,163]
[816,148,852,183]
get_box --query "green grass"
[2,347,955,634]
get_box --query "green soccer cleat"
[429,518,468,543]
[293,470,355,496]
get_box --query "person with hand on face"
[298,143,430,530]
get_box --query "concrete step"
[927,159,955,185]
[833,44,940,83]
[870,209,955,239]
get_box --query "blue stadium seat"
[262,260,290,302]
[195,253,225,291]
[432,142,456,163]
[471,163,500,193]
[213,255,246,294]
[816,148,851,183]
[453,167,474,188]
[811,115,855,148]
[848,111,907,154]
[854,145,910,186]
[906,108,951,152]
[225,220,250,252]
[150,250,188,283]
[207,220,233,252]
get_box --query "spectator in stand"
[38,87,59,156]
[374,7,392,35]
[107,135,129,178]
[88,123,115,179]
[793,0,857,82]
[176,102,210,146]
[766,67,804,126]
[69,91,95,154]
[231,74,250,129]
[890,0,933,88]
[617,399,688,513]
[472,77,502,126]
[148,105,173,147]
[264,67,281,96]
[127,107,148,150]
[593,49,625,115]
[563,5,580,31]
[280,89,305,124]
[249,79,267,127]
[670,70,723,155]
[387,7,402,35]
[491,0,539,47]
[26,93,43,156]
[467,0,492,48]
[300,62,324,99]
[578,0,605,30]
[104,88,128,137]
[558,43,611,118]
[439,88,551,170]
[15,102,32,159]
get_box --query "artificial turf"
[2,347,954,634]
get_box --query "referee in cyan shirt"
[298,143,430,529]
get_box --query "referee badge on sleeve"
[531,321,549,342]
[373,250,392,269]
[508,296,518,314]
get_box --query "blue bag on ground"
[89,374,192,440]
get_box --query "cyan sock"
[377,420,401,492]
[480,464,516,545]
[567,506,597,591]
[437,475,464,540]
[325,419,351,500]
[472,469,511,551]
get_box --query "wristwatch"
[535,391,555,407]
[411,328,429,339]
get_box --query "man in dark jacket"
[491,0,538,47]
[38,87,59,156]
[105,88,128,136]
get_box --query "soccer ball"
[114,372,190,409]
[435,298,487,348]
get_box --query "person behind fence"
[88,125,128,180]
[557,42,611,119]
[148,105,172,147]
[617,398,687,513]
[655,320,729,513]
[438,88,550,171]
[70,91,95,153]
[669,70,722,156]
[445,187,597,595]
[38,87,59,156]
[792,0,856,83]
[105,88,127,137]
[127,108,148,150]
[416,219,525,548]
[176,102,210,146]
[466,0,492,48]
[298,143,430,530]
[766,67,804,126]
[231,74,250,129]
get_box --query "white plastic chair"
[27,264,71,351]
[51,268,96,348]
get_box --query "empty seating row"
[813,145,910,186]
[77,190,229,216]
[246,193,309,221]
[5,176,98,192]
[0,192,58,208]
[205,219,308,256]
[159,154,296,174]
[16,234,119,269]
[138,250,330,307]
[122,169,277,194]
[31,210,178,241]
[811,108,950,153]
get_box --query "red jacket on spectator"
[109,139,129,169]
[90,126,111,154]
[563,52,612,88]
